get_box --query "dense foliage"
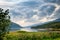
[0,8,10,40]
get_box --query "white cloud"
[40,17,56,22]
[11,2,60,27]
[32,15,39,20]
[0,0,60,27]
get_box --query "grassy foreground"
[4,31,60,40]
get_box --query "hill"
[31,18,60,29]
[9,22,22,31]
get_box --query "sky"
[0,0,60,27]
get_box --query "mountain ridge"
[9,22,22,31]
[31,18,60,29]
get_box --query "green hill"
[31,21,60,29]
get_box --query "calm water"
[20,27,38,32]
[10,27,47,32]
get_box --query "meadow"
[4,31,60,40]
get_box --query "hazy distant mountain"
[31,18,60,29]
[9,22,22,31]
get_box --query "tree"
[0,8,11,40]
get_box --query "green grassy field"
[4,31,60,40]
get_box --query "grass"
[4,31,60,40]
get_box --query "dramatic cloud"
[44,0,60,5]
[0,0,60,27]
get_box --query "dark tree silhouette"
[0,8,11,40]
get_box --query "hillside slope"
[9,22,22,31]
[31,18,60,29]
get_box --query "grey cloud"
[1,0,60,26]
[17,1,43,8]
[39,5,56,16]
[44,0,60,5]
[54,8,60,18]
[11,0,60,23]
